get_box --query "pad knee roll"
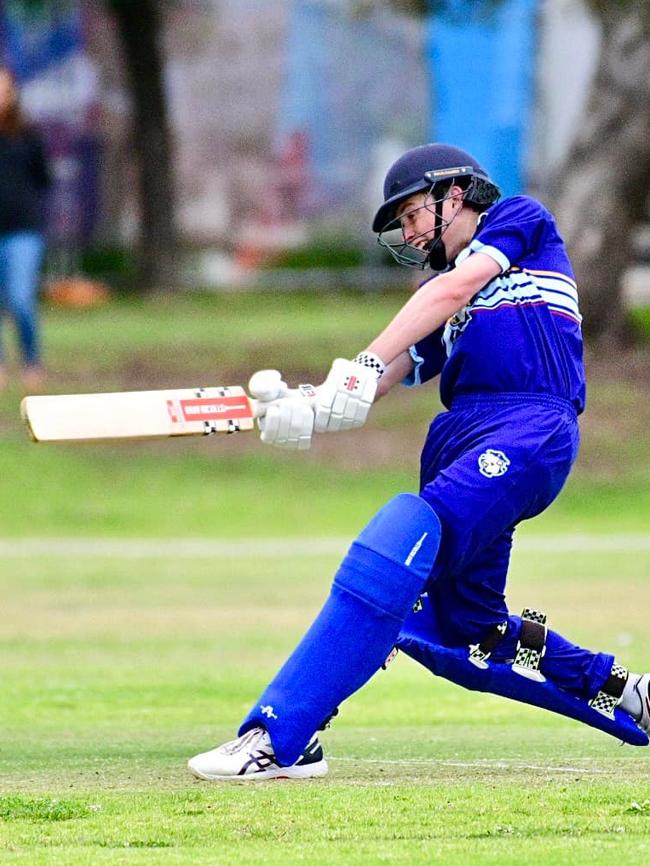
[334,493,442,620]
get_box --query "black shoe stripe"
[239,750,278,775]
[296,739,323,766]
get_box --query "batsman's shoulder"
[485,194,549,222]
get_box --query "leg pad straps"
[512,608,547,682]
[398,603,647,746]
[589,662,628,718]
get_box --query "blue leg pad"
[239,493,441,765]
[397,613,648,747]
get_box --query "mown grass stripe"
[0,534,647,558]
[331,757,609,774]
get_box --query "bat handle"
[250,398,263,420]
[248,377,304,420]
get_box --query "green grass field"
[0,540,649,864]
[0,293,648,864]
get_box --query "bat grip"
[248,382,308,420]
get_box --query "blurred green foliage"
[266,243,365,270]
[631,306,650,340]
[79,247,136,282]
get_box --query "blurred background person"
[0,65,50,391]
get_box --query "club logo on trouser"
[478,449,511,478]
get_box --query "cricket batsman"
[188,143,650,780]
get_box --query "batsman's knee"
[334,493,441,620]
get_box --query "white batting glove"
[248,369,315,450]
[313,352,385,433]
[258,399,314,450]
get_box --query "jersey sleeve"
[461,196,551,272]
[401,326,447,387]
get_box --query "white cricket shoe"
[188,727,328,781]
[632,674,650,733]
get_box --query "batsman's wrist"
[352,351,386,380]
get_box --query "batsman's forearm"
[376,351,413,398]
[366,252,502,365]
[366,278,462,365]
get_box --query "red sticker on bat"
[173,396,253,423]
[167,400,180,423]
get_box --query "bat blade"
[21,386,257,442]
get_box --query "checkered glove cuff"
[352,352,385,380]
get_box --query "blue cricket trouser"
[396,392,614,699]
[0,231,45,366]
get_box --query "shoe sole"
[188,758,328,781]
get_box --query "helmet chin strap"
[427,237,448,271]
[426,193,447,270]
[427,190,464,271]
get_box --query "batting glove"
[313,352,385,433]
[248,369,315,450]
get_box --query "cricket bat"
[21,386,260,442]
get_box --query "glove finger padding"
[259,398,314,450]
[314,358,379,433]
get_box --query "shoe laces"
[221,727,270,756]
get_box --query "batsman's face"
[397,192,437,249]
[396,188,461,250]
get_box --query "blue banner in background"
[277,0,333,212]
[277,0,428,218]
[426,0,537,197]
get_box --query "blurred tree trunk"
[106,0,178,292]
[548,4,650,344]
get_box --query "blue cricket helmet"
[372,143,500,233]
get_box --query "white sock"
[621,673,643,720]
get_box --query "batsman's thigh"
[419,447,531,580]
[420,411,577,575]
